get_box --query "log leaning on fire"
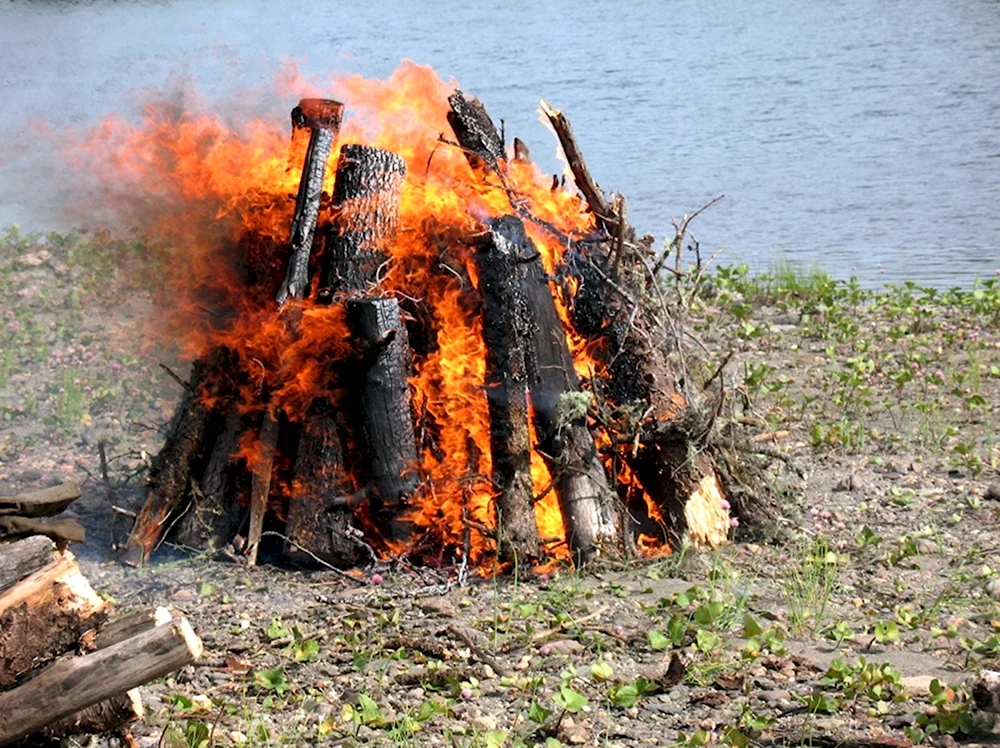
[492,216,622,562]
[276,98,345,306]
[472,226,541,562]
[447,91,621,562]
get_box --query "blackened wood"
[276,99,344,306]
[447,91,506,174]
[0,536,54,593]
[318,144,406,300]
[0,480,81,518]
[174,401,246,553]
[472,229,540,563]
[285,397,360,567]
[346,298,419,523]
[246,410,279,566]
[0,616,202,746]
[489,216,620,564]
[121,354,220,566]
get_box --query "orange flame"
[63,60,659,566]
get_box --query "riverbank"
[1,227,998,746]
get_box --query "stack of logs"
[0,533,202,745]
[121,90,732,570]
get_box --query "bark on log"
[121,353,221,565]
[489,216,621,563]
[276,98,345,306]
[0,550,107,690]
[39,688,143,741]
[246,410,279,566]
[0,480,81,518]
[318,144,406,300]
[285,397,360,566]
[472,227,540,563]
[0,615,202,746]
[92,606,173,651]
[346,297,420,524]
[0,535,54,593]
[174,401,246,553]
[0,516,85,544]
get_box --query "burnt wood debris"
[121,88,753,572]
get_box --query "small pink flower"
[730,517,740,528]
[719,498,731,511]
[370,573,383,585]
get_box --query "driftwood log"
[0,480,81,518]
[0,535,54,593]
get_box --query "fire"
[63,60,659,567]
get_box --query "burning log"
[318,144,407,299]
[472,226,541,563]
[446,91,506,175]
[285,397,361,566]
[492,216,622,563]
[0,613,202,746]
[276,98,344,306]
[174,401,247,553]
[347,298,420,522]
[540,102,730,548]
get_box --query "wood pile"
[119,89,757,572]
[0,531,202,745]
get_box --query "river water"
[1,0,998,286]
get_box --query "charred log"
[174,401,247,553]
[346,298,419,535]
[285,397,361,566]
[276,98,344,305]
[246,409,279,566]
[446,91,506,175]
[121,352,224,566]
[472,227,540,563]
[318,144,406,300]
[488,216,621,563]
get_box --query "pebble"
[756,689,791,706]
[985,483,1000,501]
[900,675,936,697]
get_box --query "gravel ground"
[2,228,999,747]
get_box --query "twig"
[259,531,367,585]
[530,604,610,642]
[158,363,189,391]
[650,194,724,280]
[447,625,512,677]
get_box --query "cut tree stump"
[0,549,107,690]
[472,224,541,563]
[276,98,345,305]
[0,614,202,746]
[318,144,407,300]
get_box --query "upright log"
[346,298,420,519]
[447,91,506,174]
[490,216,621,563]
[247,410,279,566]
[121,353,221,565]
[285,397,361,566]
[174,401,246,553]
[276,98,345,305]
[0,615,202,746]
[472,228,540,563]
[318,144,407,300]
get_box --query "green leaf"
[528,701,551,724]
[610,682,641,708]
[184,720,209,748]
[267,617,292,640]
[197,582,216,597]
[291,638,319,662]
[648,629,670,651]
[742,614,763,638]
[590,660,614,682]
[553,685,587,713]
[254,666,289,694]
[874,620,900,644]
[357,693,383,726]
